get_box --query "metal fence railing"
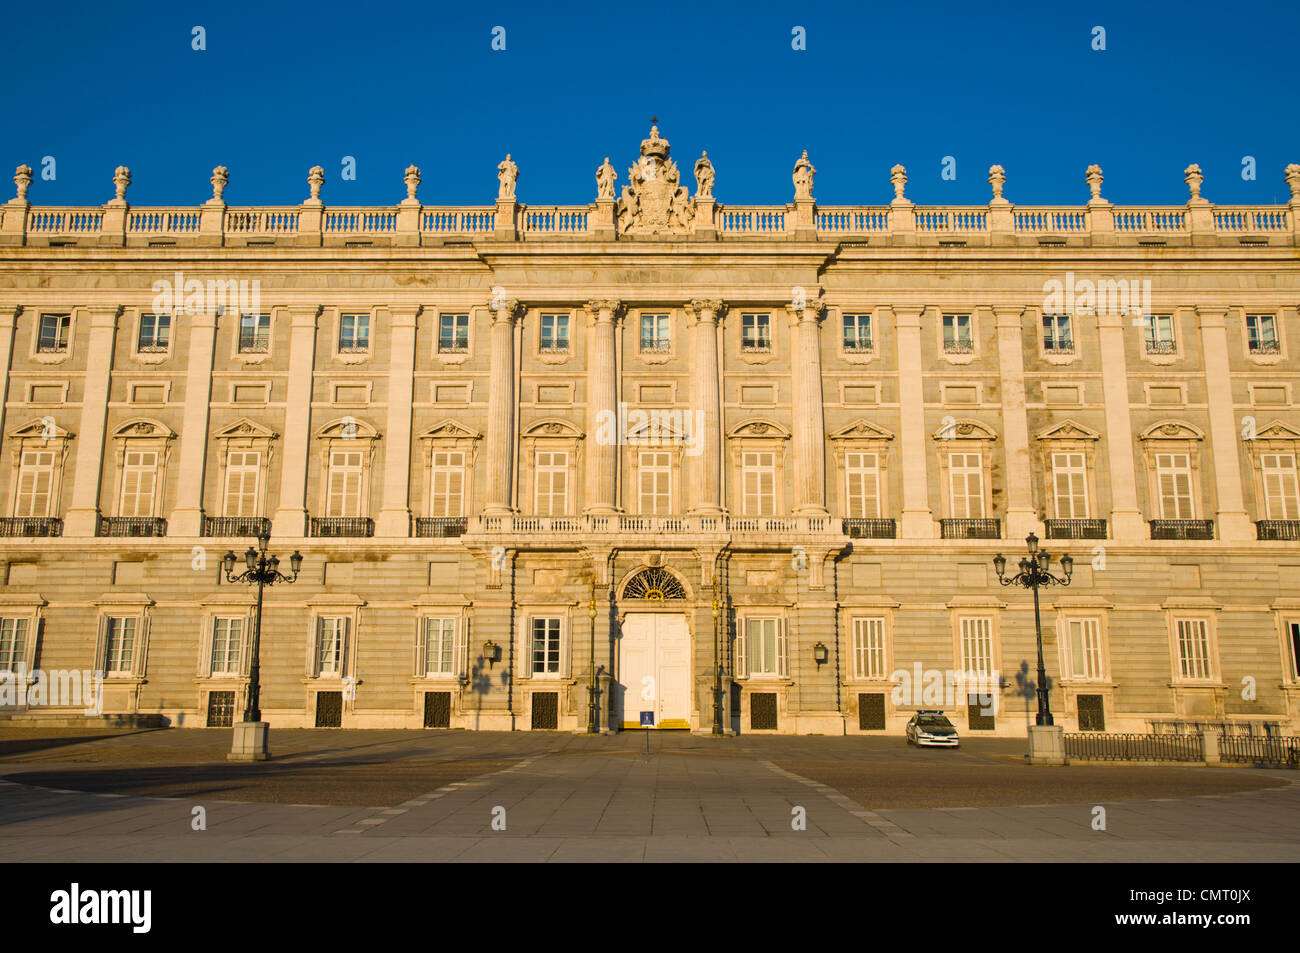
[1064,732,1204,762]
[1218,735,1300,766]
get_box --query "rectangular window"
[741,313,771,352]
[316,618,347,676]
[210,617,244,676]
[1155,452,1194,519]
[1289,622,1300,680]
[326,450,364,518]
[638,451,672,515]
[1043,313,1073,351]
[138,313,171,352]
[534,451,568,516]
[1144,314,1176,352]
[540,313,570,351]
[1051,451,1089,519]
[424,618,457,675]
[338,313,370,352]
[960,617,994,675]
[429,451,465,517]
[640,313,670,352]
[15,449,55,518]
[745,617,786,677]
[104,617,136,675]
[0,618,28,673]
[1176,619,1211,680]
[741,451,776,516]
[851,617,886,679]
[843,313,873,352]
[238,314,271,353]
[223,451,261,517]
[1261,452,1300,520]
[844,451,881,518]
[438,313,469,352]
[1064,618,1103,679]
[119,450,158,517]
[1246,314,1279,354]
[37,314,71,353]
[948,452,984,518]
[943,314,973,352]
[530,617,561,675]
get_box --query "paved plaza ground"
[0,728,1295,862]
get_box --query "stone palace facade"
[1,126,1299,736]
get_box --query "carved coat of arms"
[618,126,694,236]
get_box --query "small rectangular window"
[0,618,29,673]
[339,313,370,352]
[38,314,71,353]
[223,451,261,517]
[138,314,171,352]
[534,451,569,516]
[1176,619,1211,680]
[1289,622,1300,680]
[424,618,457,675]
[640,313,670,352]
[745,617,786,676]
[15,449,55,518]
[540,313,570,352]
[1246,314,1279,354]
[438,313,469,352]
[943,314,973,353]
[1144,314,1176,353]
[239,314,271,353]
[530,617,561,675]
[741,451,776,516]
[119,450,159,517]
[741,314,771,352]
[1064,618,1103,679]
[844,452,880,518]
[210,617,244,676]
[1042,313,1073,351]
[104,617,137,675]
[851,617,886,679]
[316,618,347,676]
[429,451,465,517]
[1154,452,1194,519]
[638,451,672,515]
[326,451,364,518]
[1051,452,1089,519]
[948,452,984,518]
[842,313,873,352]
[960,617,993,675]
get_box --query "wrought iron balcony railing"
[940,518,1001,539]
[1044,518,1108,540]
[1248,340,1282,355]
[1257,520,1300,541]
[202,516,272,538]
[943,341,975,354]
[0,517,63,537]
[97,516,167,537]
[1150,519,1214,540]
[1144,339,1177,354]
[842,518,897,539]
[309,517,374,538]
[414,517,468,538]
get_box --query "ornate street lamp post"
[711,593,724,735]
[993,532,1073,727]
[222,532,302,761]
[587,582,600,734]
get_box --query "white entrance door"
[618,613,691,729]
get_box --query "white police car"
[905,710,960,747]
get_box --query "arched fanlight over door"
[622,566,687,600]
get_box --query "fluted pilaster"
[788,295,828,515]
[686,299,724,515]
[483,299,524,515]
[584,299,623,515]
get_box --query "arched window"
[622,567,687,600]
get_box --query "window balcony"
[97,516,167,537]
[0,517,63,537]
[1257,520,1300,541]
[309,517,373,538]
[202,516,271,538]
[940,518,1001,539]
[640,341,670,354]
[1144,339,1177,355]
[1043,339,1075,353]
[943,341,974,354]
[843,340,874,354]
[842,518,897,539]
[238,333,269,353]
[1045,518,1107,540]
[137,343,169,354]
[414,517,468,538]
[1249,340,1282,355]
[1150,519,1214,540]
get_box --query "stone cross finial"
[1085,164,1104,200]
[793,150,815,201]
[1184,163,1204,201]
[404,164,421,202]
[210,166,229,203]
[988,165,1006,201]
[1284,163,1300,203]
[307,165,325,202]
[890,164,908,202]
[13,165,33,203]
[112,166,132,202]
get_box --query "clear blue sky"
[2,0,1296,208]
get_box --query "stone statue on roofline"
[497,154,518,201]
[596,157,617,199]
[694,151,714,199]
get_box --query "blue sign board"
[639,711,655,727]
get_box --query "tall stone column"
[1197,307,1252,540]
[375,305,420,536]
[0,307,19,443]
[63,306,120,536]
[685,299,724,515]
[483,299,523,516]
[584,299,622,515]
[996,306,1039,538]
[892,306,935,537]
[167,308,220,536]
[788,294,828,515]
[271,306,320,537]
[1097,312,1145,539]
